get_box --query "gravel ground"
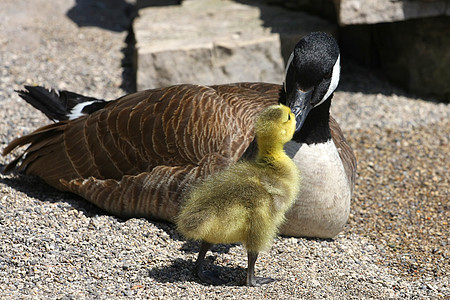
[0,0,448,299]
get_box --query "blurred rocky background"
[134,0,450,102]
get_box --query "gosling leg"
[194,241,225,285]
[246,251,275,286]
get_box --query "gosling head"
[255,104,296,146]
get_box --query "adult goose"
[3,32,356,238]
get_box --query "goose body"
[177,104,300,286]
[283,139,352,237]
[3,32,356,238]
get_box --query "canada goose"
[3,32,356,238]
[177,104,300,286]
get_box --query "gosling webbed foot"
[245,251,276,287]
[244,276,276,287]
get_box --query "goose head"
[283,32,340,132]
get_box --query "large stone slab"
[333,0,450,25]
[134,0,336,90]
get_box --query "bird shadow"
[147,240,250,285]
[147,257,247,286]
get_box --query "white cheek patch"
[283,52,294,92]
[68,100,97,120]
[315,54,340,107]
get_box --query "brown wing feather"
[3,83,280,220]
[329,116,357,192]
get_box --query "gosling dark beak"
[288,89,313,132]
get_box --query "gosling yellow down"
[176,104,300,286]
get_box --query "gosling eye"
[287,114,291,121]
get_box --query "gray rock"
[134,0,336,90]
[334,0,450,25]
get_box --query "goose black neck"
[292,97,332,145]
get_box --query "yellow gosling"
[176,104,300,286]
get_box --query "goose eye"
[324,70,332,79]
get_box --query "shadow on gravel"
[120,22,137,93]
[148,257,246,285]
[66,0,135,32]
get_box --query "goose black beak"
[289,89,313,132]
